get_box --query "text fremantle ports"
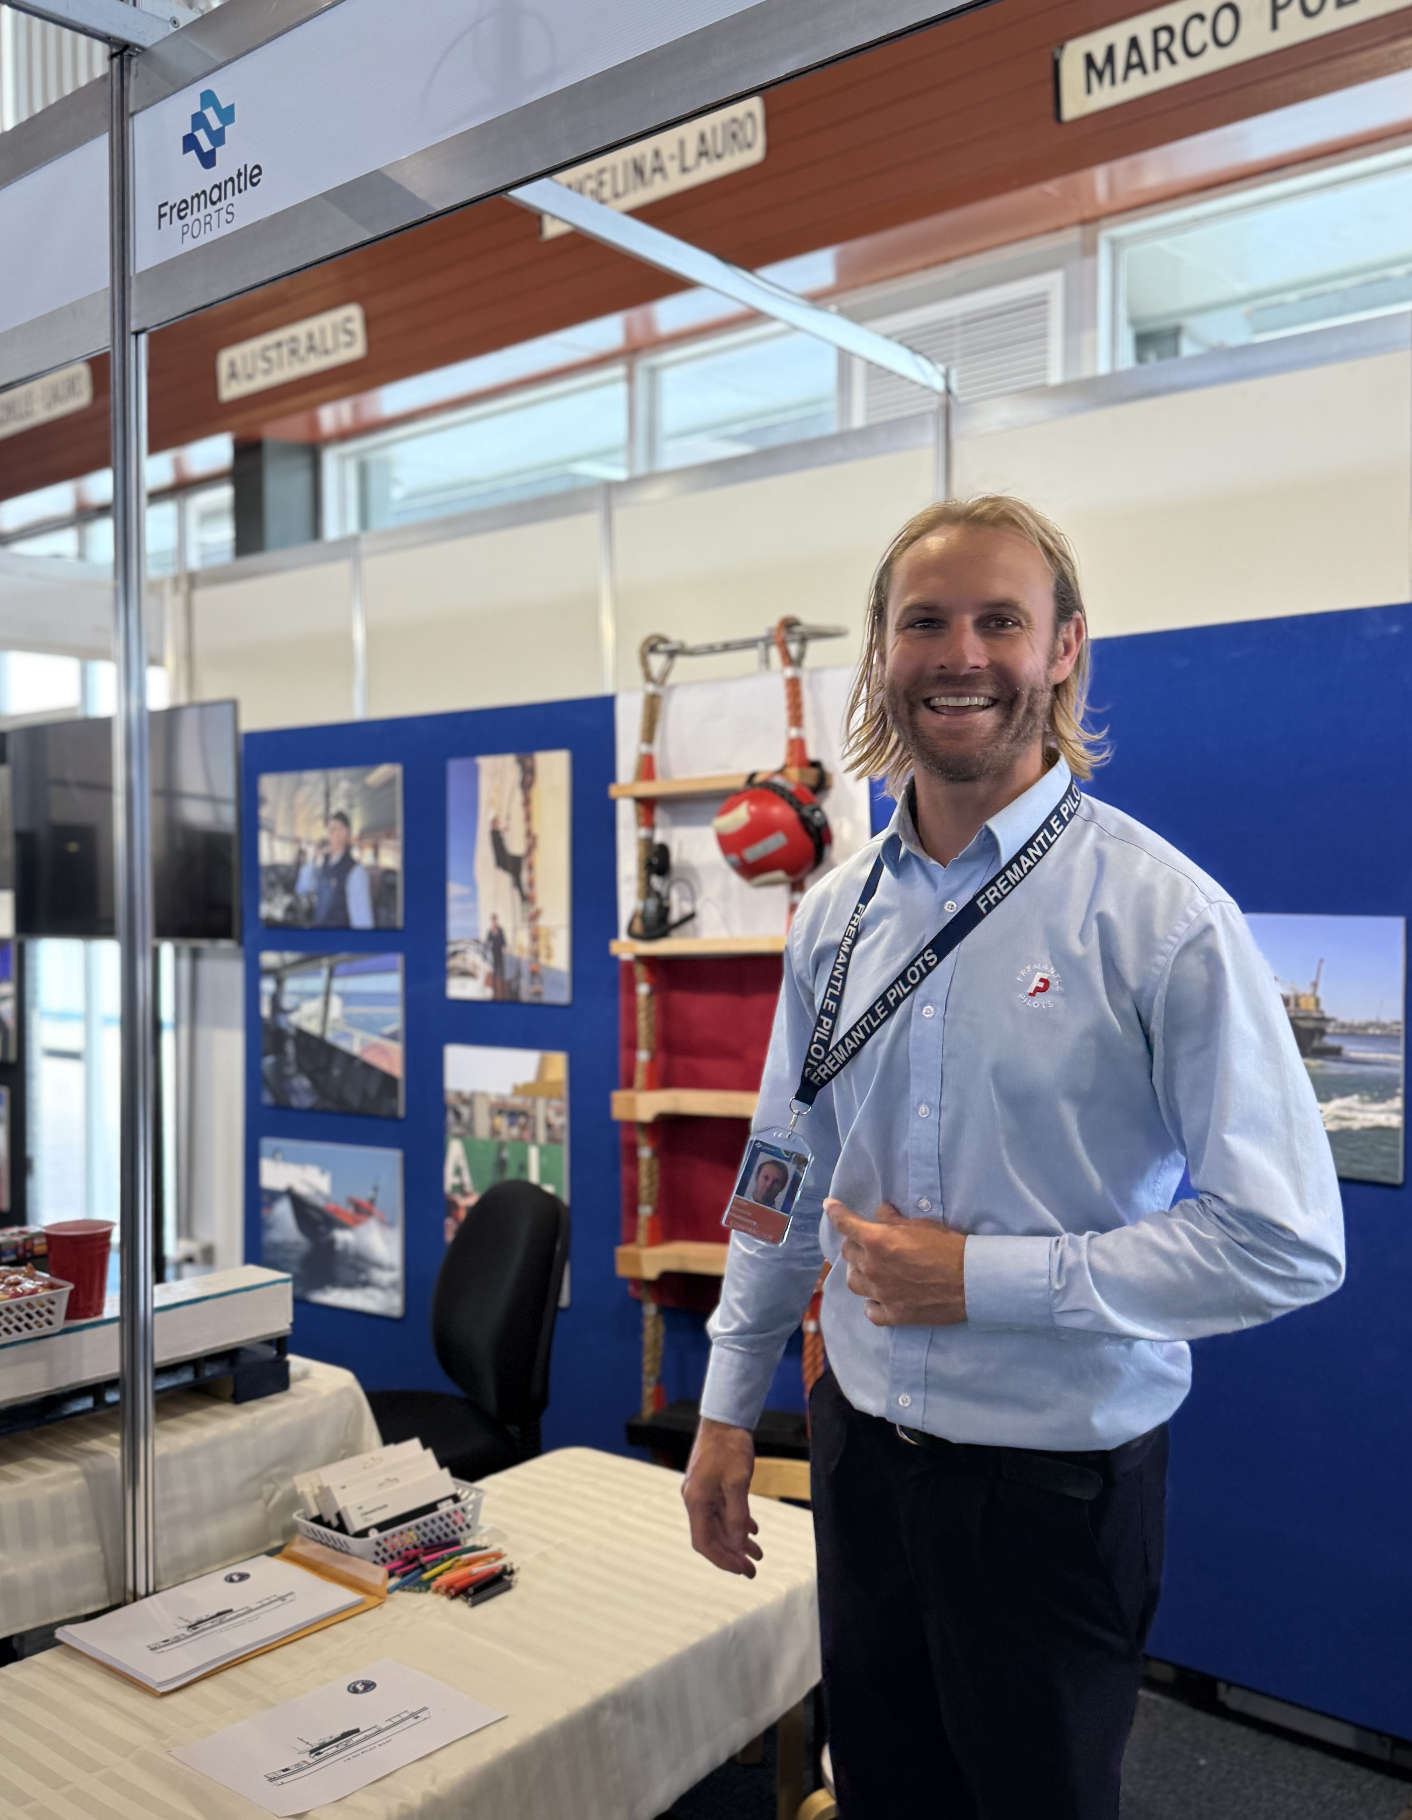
[156,164,262,246]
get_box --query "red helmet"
[712,773,831,886]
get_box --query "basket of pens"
[292,1486,486,1567]
[386,1535,516,1607]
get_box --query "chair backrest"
[431,1180,570,1428]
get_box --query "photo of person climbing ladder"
[446,750,571,1003]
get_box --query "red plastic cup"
[44,1220,115,1321]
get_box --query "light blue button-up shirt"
[701,759,1345,1451]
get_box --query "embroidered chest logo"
[1016,962,1062,1008]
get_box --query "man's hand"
[825,1198,967,1326]
[683,1418,762,1578]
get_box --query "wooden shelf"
[612,1088,758,1122]
[610,935,787,959]
[609,769,831,802]
[615,1240,730,1281]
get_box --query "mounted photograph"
[1246,912,1405,1186]
[258,764,403,930]
[447,751,570,1003]
[259,952,404,1119]
[444,1045,567,1243]
[259,1137,403,1318]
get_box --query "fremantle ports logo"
[182,89,235,170]
[158,84,261,246]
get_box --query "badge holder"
[723,1115,814,1246]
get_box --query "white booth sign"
[216,304,367,403]
[0,361,92,440]
[1056,0,1412,121]
[540,97,766,239]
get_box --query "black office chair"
[367,1180,570,1480]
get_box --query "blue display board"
[242,697,642,1456]
[1091,602,1412,1741]
[242,599,1412,1739]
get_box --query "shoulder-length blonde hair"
[843,495,1107,794]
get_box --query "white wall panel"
[190,560,353,731]
[361,513,601,718]
[611,447,932,690]
[954,353,1412,638]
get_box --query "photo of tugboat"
[1248,913,1404,1185]
[265,1707,431,1784]
[1278,960,1343,1059]
[260,1139,404,1318]
[148,1591,295,1654]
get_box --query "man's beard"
[887,674,1053,784]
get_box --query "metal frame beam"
[509,177,949,396]
[7,0,193,50]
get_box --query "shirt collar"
[883,756,1074,874]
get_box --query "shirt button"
[897,1394,912,1409]
[918,1198,932,1212]
[917,1104,930,1117]
[921,1005,935,1019]
[943,900,958,913]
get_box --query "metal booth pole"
[109,38,156,1602]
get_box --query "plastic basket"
[0,1274,71,1340]
[292,1485,486,1566]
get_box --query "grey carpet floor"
[665,1688,1412,1818]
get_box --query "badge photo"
[723,1132,813,1246]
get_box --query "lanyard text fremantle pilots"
[722,779,1083,1247]
[789,778,1083,1122]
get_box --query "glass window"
[6,525,82,560]
[27,939,177,1248]
[0,652,82,716]
[649,326,837,470]
[80,662,169,717]
[185,482,235,568]
[1107,148,1412,366]
[146,497,180,576]
[342,370,629,532]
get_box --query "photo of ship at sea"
[260,1138,404,1317]
[1246,913,1405,1186]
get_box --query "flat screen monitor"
[11,700,239,941]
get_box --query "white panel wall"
[611,447,934,689]
[955,353,1412,638]
[183,352,1412,731]
[362,513,601,718]
[190,560,354,731]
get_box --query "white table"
[0,1357,380,1635]
[0,1446,820,1820]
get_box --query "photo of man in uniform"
[297,811,374,929]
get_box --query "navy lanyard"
[791,779,1083,1115]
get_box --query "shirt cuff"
[699,1343,776,1433]
[963,1234,1056,1331]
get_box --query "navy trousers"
[809,1371,1167,1820]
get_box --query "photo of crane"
[446,751,570,1004]
[1246,912,1404,1186]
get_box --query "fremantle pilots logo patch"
[1017,962,1061,1007]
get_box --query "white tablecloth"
[0,1357,380,1634]
[1,1445,820,1820]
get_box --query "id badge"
[723,1129,814,1246]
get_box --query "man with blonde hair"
[683,497,1343,1817]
